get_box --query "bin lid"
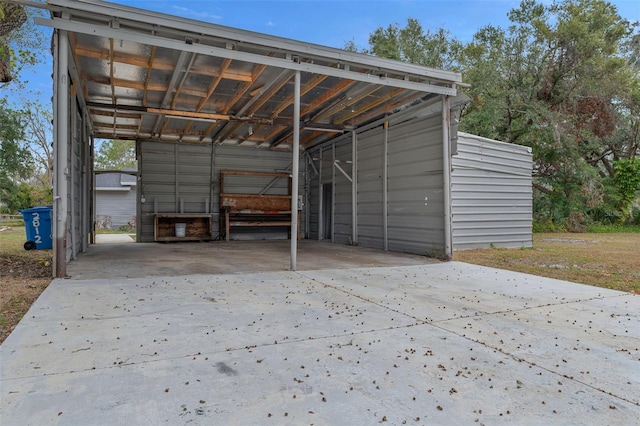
[19,206,53,213]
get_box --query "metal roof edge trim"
[457,132,533,154]
[46,0,462,84]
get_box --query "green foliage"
[363,18,463,70]
[0,100,32,180]
[0,180,52,213]
[95,139,137,170]
[613,158,640,202]
[1,3,47,88]
[362,0,640,231]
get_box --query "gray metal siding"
[138,142,296,242]
[306,114,446,257]
[333,141,353,245]
[308,153,320,240]
[139,142,177,242]
[356,128,384,249]
[451,133,533,250]
[387,116,445,255]
[214,145,294,241]
[177,143,213,214]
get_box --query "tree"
[0,2,27,83]
[0,99,32,181]
[363,0,640,228]
[23,100,54,187]
[94,139,137,170]
[1,2,47,89]
[362,18,463,70]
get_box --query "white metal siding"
[451,133,533,250]
[96,189,136,228]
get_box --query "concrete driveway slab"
[300,263,610,322]
[2,262,639,425]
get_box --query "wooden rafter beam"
[73,45,253,82]
[245,69,295,116]
[86,102,274,125]
[312,84,381,123]
[196,58,232,112]
[270,72,329,119]
[301,79,354,118]
[354,92,428,126]
[332,87,406,124]
[89,109,141,119]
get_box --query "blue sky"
[10,0,640,108]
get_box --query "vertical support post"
[70,108,76,259]
[90,136,96,245]
[441,95,453,259]
[174,144,180,212]
[53,29,69,278]
[81,114,88,252]
[383,120,389,251]
[290,70,301,270]
[351,131,358,245]
[331,143,336,243]
[318,148,323,240]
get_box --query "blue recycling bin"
[19,206,53,250]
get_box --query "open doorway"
[93,139,137,243]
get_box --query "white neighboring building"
[95,172,136,229]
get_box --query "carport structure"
[27,0,464,277]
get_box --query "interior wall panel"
[332,140,353,245]
[356,127,384,249]
[138,142,297,242]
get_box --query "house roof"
[34,0,463,151]
[95,172,136,189]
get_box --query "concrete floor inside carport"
[1,237,639,425]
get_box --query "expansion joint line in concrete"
[429,293,629,324]
[424,308,639,407]
[294,271,429,325]
[294,272,638,408]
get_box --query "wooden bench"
[154,213,213,242]
[219,170,298,241]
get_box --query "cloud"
[171,5,222,21]
[266,21,275,27]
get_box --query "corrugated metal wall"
[67,102,87,261]
[333,141,353,245]
[451,132,533,250]
[306,115,446,256]
[356,128,384,249]
[138,142,297,242]
[387,116,445,255]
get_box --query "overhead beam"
[86,102,275,124]
[73,45,253,82]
